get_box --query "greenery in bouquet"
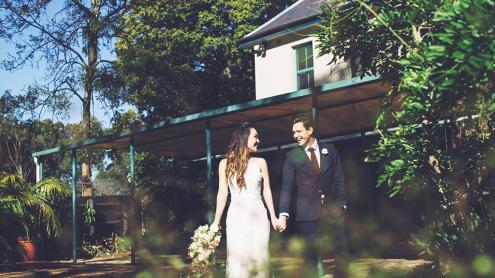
[188,224,222,276]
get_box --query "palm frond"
[0,173,68,239]
[34,177,71,199]
[0,174,22,186]
[37,202,62,237]
[0,174,24,195]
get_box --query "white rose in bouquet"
[188,224,222,276]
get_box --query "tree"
[112,0,295,122]
[0,117,75,181]
[92,109,140,196]
[0,118,36,180]
[0,0,130,185]
[0,91,106,185]
[0,174,70,262]
[0,91,70,181]
[317,0,495,270]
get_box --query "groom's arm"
[330,144,348,210]
[279,152,295,217]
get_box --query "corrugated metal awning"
[32,76,388,159]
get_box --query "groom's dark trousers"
[297,221,319,274]
[279,143,349,277]
[297,210,349,277]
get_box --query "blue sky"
[0,40,129,127]
[0,1,133,128]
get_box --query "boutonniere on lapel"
[321,148,328,155]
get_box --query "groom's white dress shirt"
[305,140,321,167]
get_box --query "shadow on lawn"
[0,256,439,278]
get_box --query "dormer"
[240,0,353,100]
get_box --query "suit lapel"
[296,144,328,175]
[319,144,331,175]
[297,146,310,164]
[296,147,314,172]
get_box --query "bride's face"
[247,128,260,153]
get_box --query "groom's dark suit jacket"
[279,142,347,222]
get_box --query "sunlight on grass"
[348,259,435,278]
[472,255,494,276]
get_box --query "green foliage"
[84,200,96,225]
[113,0,295,122]
[81,234,132,258]
[0,91,109,182]
[0,174,70,262]
[318,0,495,265]
[0,174,70,239]
[1,1,130,181]
[0,106,106,183]
[92,109,140,196]
[0,89,70,120]
[64,118,107,175]
[0,91,69,181]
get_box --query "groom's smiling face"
[292,122,313,147]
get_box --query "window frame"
[293,42,314,90]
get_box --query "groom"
[277,115,349,277]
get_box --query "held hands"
[270,216,279,231]
[276,216,287,233]
[270,215,286,232]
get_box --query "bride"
[210,122,279,277]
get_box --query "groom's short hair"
[293,114,314,130]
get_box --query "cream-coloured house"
[237,0,419,258]
[240,0,353,100]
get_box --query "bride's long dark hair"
[225,122,254,189]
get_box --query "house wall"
[254,27,352,100]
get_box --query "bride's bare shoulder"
[253,157,267,168]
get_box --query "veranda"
[32,76,388,265]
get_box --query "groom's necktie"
[308,147,320,174]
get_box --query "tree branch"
[63,80,84,102]
[69,0,93,20]
[97,59,114,66]
[4,1,88,67]
[101,0,129,25]
[355,0,412,50]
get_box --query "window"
[295,43,314,89]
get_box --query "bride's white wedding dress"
[226,159,270,278]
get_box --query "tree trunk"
[81,0,101,241]
[81,0,100,197]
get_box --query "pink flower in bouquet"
[209,234,221,249]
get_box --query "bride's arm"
[259,158,278,226]
[212,159,228,226]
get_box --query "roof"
[239,0,327,48]
[32,76,388,159]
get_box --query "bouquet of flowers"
[188,224,222,276]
